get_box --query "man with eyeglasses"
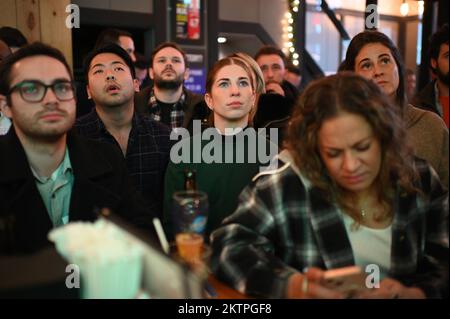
[0,42,157,255]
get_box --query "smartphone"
[322,266,368,298]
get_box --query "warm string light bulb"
[418,0,424,16]
[400,0,409,16]
[282,1,300,66]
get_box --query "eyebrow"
[322,137,372,151]
[216,76,250,82]
[16,77,71,85]
[358,53,391,65]
[91,61,126,69]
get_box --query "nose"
[41,86,59,107]
[373,63,384,78]
[106,71,116,81]
[342,151,360,173]
[230,83,240,96]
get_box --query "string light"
[283,1,301,66]
[400,0,409,17]
[418,1,424,17]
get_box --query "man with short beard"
[0,43,157,254]
[414,24,449,127]
[75,44,171,218]
[135,42,208,129]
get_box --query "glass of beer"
[172,191,208,263]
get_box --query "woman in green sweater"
[164,56,277,240]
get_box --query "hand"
[265,82,285,96]
[354,277,426,299]
[286,268,346,299]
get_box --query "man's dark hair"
[0,26,28,48]
[254,45,287,66]
[83,43,136,82]
[94,28,133,50]
[150,42,188,68]
[135,52,149,69]
[0,42,73,96]
[429,24,449,73]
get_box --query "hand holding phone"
[322,266,368,298]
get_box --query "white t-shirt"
[342,213,392,279]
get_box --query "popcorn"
[48,220,143,299]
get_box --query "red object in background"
[187,0,200,39]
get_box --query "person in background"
[405,68,417,102]
[94,28,137,63]
[134,52,151,89]
[254,45,299,109]
[75,44,171,219]
[135,42,208,130]
[211,73,448,299]
[340,30,449,190]
[0,43,157,254]
[413,24,449,127]
[0,26,28,53]
[0,39,12,135]
[284,64,302,90]
[164,56,276,240]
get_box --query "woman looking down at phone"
[210,73,448,299]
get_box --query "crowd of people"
[0,23,448,299]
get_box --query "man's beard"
[436,67,449,86]
[153,73,184,90]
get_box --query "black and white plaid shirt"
[211,154,449,298]
[75,110,171,218]
[147,88,186,129]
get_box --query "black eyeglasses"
[8,80,75,103]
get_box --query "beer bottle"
[184,169,197,191]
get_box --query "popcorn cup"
[48,220,143,299]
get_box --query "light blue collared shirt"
[31,148,74,227]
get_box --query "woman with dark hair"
[211,73,448,299]
[340,30,448,189]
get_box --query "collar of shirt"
[434,81,444,115]
[31,147,73,184]
[147,87,187,127]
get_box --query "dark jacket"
[0,128,157,255]
[134,86,209,129]
[412,80,442,117]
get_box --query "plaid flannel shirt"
[75,110,171,218]
[147,88,186,129]
[211,155,449,298]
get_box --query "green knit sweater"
[163,128,276,240]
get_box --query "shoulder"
[406,104,447,132]
[412,157,444,194]
[138,114,171,136]
[74,110,100,134]
[251,161,309,193]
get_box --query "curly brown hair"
[285,72,419,223]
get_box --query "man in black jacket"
[413,24,449,127]
[0,43,157,255]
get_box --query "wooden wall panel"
[39,0,72,69]
[0,0,17,27]
[16,0,41,43]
